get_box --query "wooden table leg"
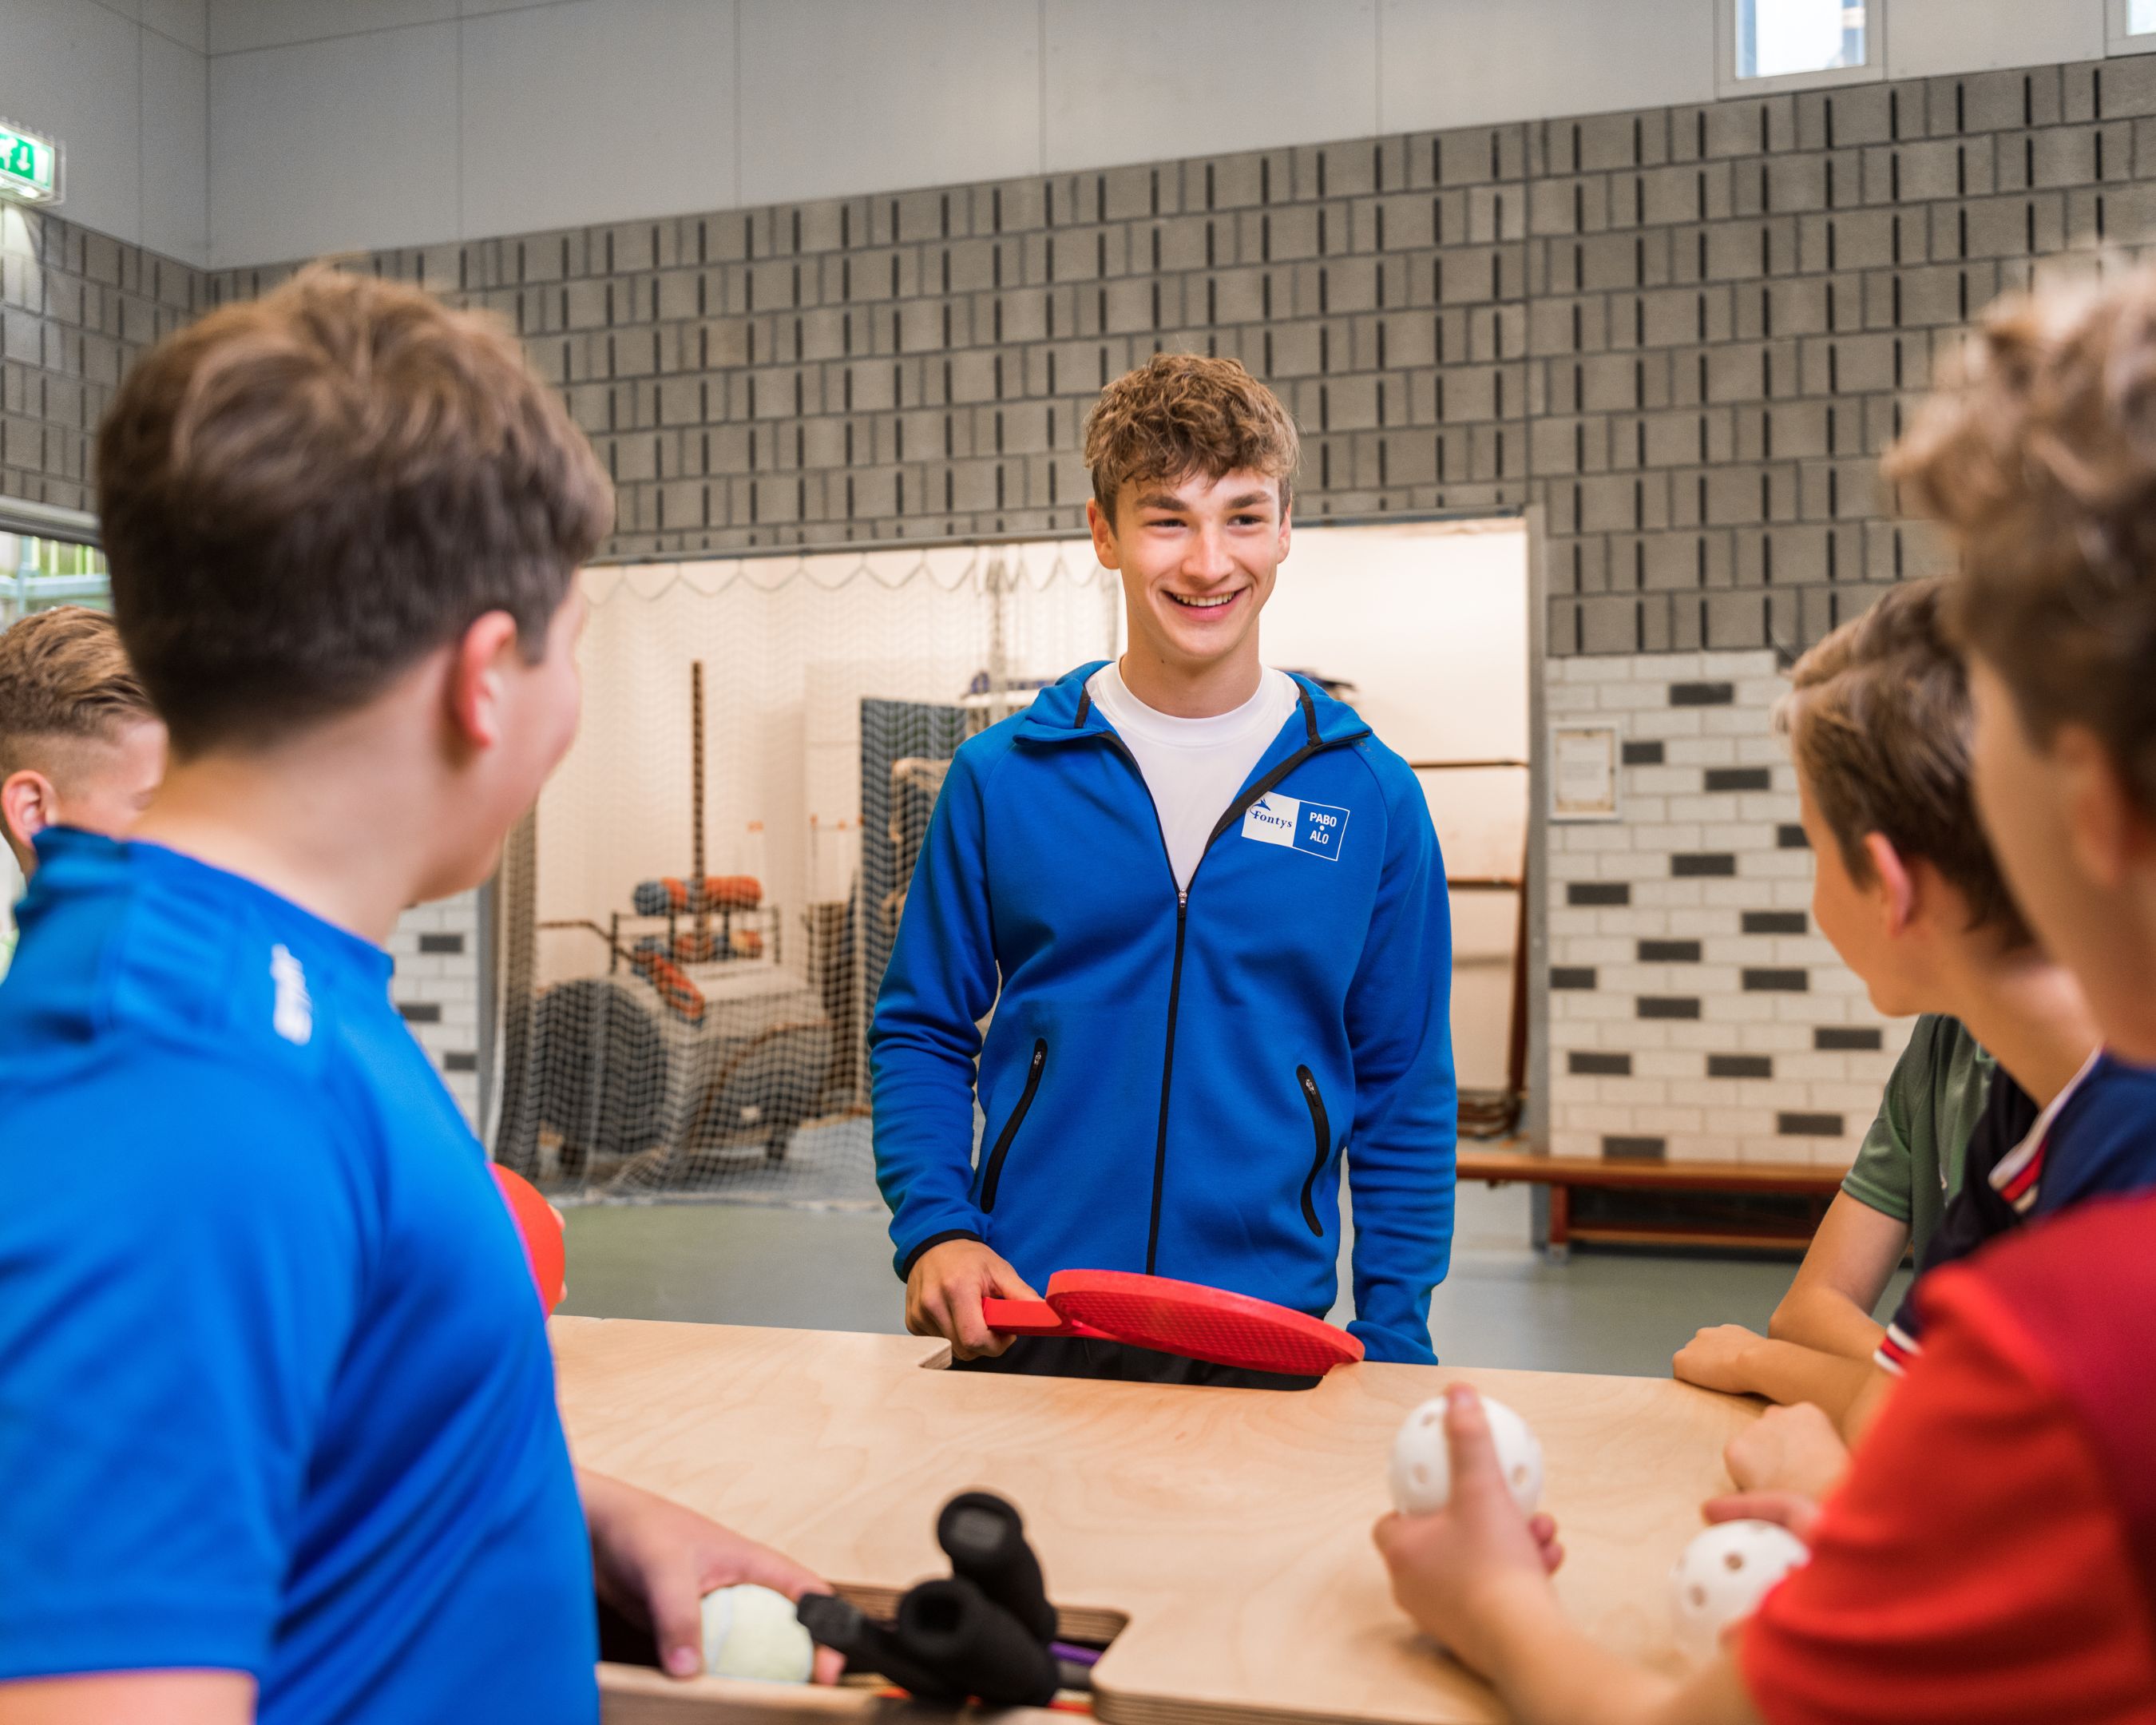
[1546,1183,1571,1263]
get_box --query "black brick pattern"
[1567,880,1632,905]
[1742,967,1810,990]
[397,1001,443,1024]
[1742,909,1809,934]
[1639,995,1702,1018]
[1708,1053,1774,1078]
[1705,766,1772,791]
[1621,740,1666,763]
[1639,938,1703,961]
[1552,966,1599,988]
[1603,1135,1667,1160]
[1778,1111,1847,1136]
[1568,1050,1634,1075]
[1817,1025,1885,1050]
[1672,852,1738,875]
[419,933,466,954]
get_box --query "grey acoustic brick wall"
[1,210,203,514]
[196,57,2150,673]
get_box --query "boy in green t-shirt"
[1837,1014,1992,1258]
[1673,581,2095,1443]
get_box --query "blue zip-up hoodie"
[870,663,1457,1364]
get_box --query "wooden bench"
[1456,1148,1845,1257]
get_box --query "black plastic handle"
[894,1576,1060,1707]
[795,1593,965,1703]
[936,1490,1058,1644]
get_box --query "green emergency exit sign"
[0,121,61,205]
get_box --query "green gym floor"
[558,1183,1908,1377]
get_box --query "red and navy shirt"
[1877,1049,2156,1374]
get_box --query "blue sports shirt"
[0,831,595,1722]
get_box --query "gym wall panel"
[460,0,739,240]
[1042,0,1378,174]
[1885,1,2107,81]
[139,0,210,54]
[1377,0,1717,137]
[739,0,1043,207]
[208,22,460,268]
[207,0,458,57]
[141,27,211,268]
[0,0,145,252]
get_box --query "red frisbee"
[983,1270,1363,1376]
[491,1164,567,1315]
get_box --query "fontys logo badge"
[1241,792,1350,862]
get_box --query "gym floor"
[558,1183,1908,1377]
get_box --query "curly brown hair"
[0,605,155,775]
[1084,354,1300,522]
[97,266,612,755]
[1780,580,2030,946]
[1885,267,2156,816]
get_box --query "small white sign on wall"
[1551,724,1620,822]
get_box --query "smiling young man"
[871,354,1457,1378]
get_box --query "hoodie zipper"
[1296,1065,1331,1236]
[979,1038,1047,1211]
[1092,692,1369,1276]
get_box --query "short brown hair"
[1885,267,2156,815]
[0,605,156,775]
[1780,579,2029,945]
[1084,354,1300,520]
[97,267,612,755]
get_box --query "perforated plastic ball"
[700,1583,814,1683]
[1388,1394,1544,1517]
[1667,1520,1809,1665]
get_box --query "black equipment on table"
[795,1490,1082,1705]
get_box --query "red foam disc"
[1044,1270,1363,1376]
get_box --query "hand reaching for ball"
[580,1469,845,1683]
[1371,1386,1566,1678]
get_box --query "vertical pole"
[692,660,707,941]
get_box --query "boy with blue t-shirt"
[0,271,835,1723]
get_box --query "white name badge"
[1242,791,1349,861]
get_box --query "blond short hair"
[0,605,155,775]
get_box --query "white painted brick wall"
[386,890,484,1129]
[1544,649,1910,1172]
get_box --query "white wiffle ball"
[700,1583,815,1683]
[1667,1521,1810,1665]
[1388,1394,1544,1517]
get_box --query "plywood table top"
[554,1318,1759,1725]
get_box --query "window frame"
[2106,0,2156,58]
[1714,0,1886,100]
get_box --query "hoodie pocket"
[979,1039,1048,1212]
[1297,1064,1331,1237]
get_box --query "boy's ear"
[446,610,525,753]
[1860,830,1918,934]
[1086,494,1121,569]
[2054,721,2144,892]
[2,767,56,852]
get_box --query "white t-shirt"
[1086,662,1302,891]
